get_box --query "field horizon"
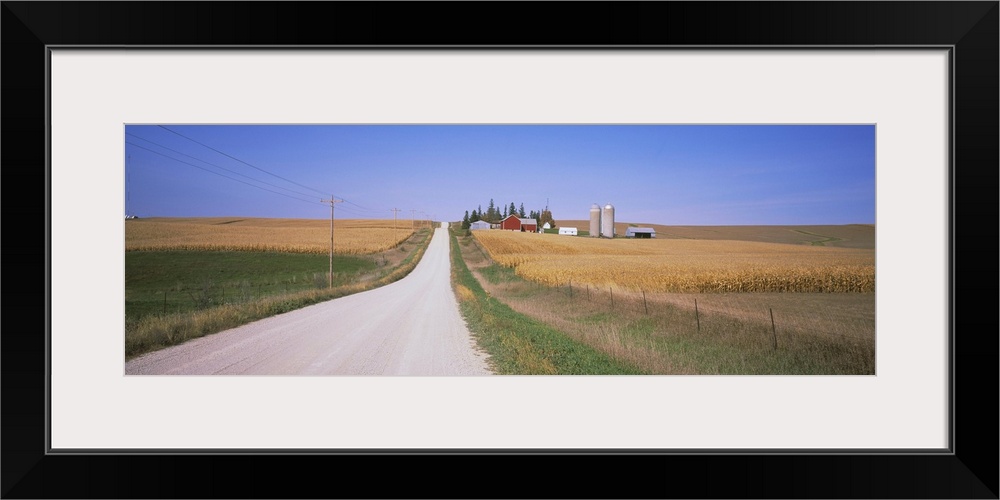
[128,216,875,249]
[552,220,875,249]
[125,216,430,254]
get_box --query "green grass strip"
[449,229,645,375]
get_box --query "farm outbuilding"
[589,204,601,237]
[470,220,491,230]
[625,227,656,238]
[499,215,538,232]
[558,227,578,236]
[500,214,522,231]
[601,204,615,238]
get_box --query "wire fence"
[551,280,875,346]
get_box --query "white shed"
[625,227,656,238]
[558,227,578,236]
[470,220,491,230]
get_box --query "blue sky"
[123,124,875,225]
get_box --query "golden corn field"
[126,217,417,254]
[471,230,875,293]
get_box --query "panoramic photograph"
[123,124,875,376]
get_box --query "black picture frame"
[4,2,997,498]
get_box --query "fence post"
[642,290,648,314]
[695,299,700,333]
[770,308,777,351]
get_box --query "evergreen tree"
[502,205,507,219]
[519,203,526,218]
[487,199,496,222]
[509,202,517,219]
[462,211,470,229]
[470,209,479,223]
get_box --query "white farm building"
[558,227,578,236]
[625,227,656,238]
[470,220,492,230]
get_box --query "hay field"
[472,229,875,293]
[126,217,416,254]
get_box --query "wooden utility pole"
[391,208,401,233]
[126,154,131,218]
[321,196,343,288]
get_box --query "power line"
[126,132,321,201]
[330,205,382,218]
[158,125,329,197]
[133,126,399,218]
[125,141,323,206]
[342,199,386,214]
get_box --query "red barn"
[499,214,522,231]
[500,215,538,232]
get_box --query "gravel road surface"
[125,223,493,375]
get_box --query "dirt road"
[125,223,493,375]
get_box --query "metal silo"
[601,203,615,238]
[589,203,601,237]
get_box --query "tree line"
[461,199,554,229]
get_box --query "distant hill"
[553,221,876,249]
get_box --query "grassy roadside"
[125,229,433,360]
[449,227,646,375]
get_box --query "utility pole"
[321,195,343,288]
[126,154,131,218]
[125,155,132,215]
[391,208,401,235]
[411,209,417,230]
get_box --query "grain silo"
[601,203,615,238]
[589,203,601,237]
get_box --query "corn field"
[126,217,416,254]
[472,230,875,293]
